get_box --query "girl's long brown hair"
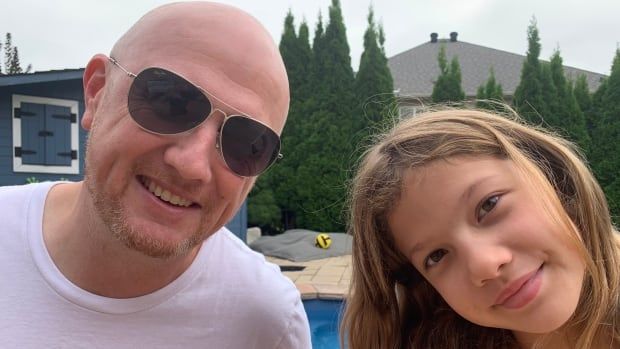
[341,109,619,348]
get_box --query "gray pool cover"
[249,229,352,262]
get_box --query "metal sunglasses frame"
[107,56,283,177]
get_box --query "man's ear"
[81,54,108,131]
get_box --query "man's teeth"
[143,178,192,207]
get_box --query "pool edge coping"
[296,282,348,301]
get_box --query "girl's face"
[388,156,585,344]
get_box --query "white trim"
[12,94,80,174]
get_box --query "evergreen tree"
[310,13,326,86]
[566,79,591,152]
[249,11,316,231]
[590,78,607,129]
[248,12,297,231]
[278,12,311,97]
[3,33,13,74]
[247,182,281,235]
[514,18,545,124]
[586,76,607,156]
[378,23,386,54]
[590,49,620,221]
[476,68,504,110]
[318,0,355,99]
[449,56,465,100]
[1,32,32,74]
[432,45,449,102]
[431,46,465,103]
[485,69,504,101]
[573,74,593,128]
[296,21,312,92]
[354,6,394,128]
[548,50,590,152]
[274,12,312,144]
[295,0,357,231]
[9,47,24,74]
[276,18,313,230]
[539,63,558,123]
[476,85,485,106]
[589,77,608,175]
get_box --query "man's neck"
[42,181,200,298]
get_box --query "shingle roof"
[0,68,84,87]
[388,38,607,98]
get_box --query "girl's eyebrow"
[408,241,425,257]
[460,175,497,203]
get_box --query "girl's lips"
[495,265,543,309]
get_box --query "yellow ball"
[315,233,332,249]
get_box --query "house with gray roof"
[388,32,607,117]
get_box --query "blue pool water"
[303,299,344,349]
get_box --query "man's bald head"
[109,2,289,131]
[79,2,291,260]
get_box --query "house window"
[398,105,417,119]
[12,94,80,174]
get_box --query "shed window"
[12,95,79,174]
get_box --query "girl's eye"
[424,249,448,269]
[477,194,501,221]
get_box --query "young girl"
[341,109,620,348]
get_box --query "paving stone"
[265,252,352,300]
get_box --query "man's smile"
[139,176,197,208]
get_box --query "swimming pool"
[303,299,345,349]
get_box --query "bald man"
[0,2,311,348]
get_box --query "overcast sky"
[2,0,619,75]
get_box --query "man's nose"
[462,238,512,287]
[162,120,219,181]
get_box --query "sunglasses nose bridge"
[162,119,222,182]
[201,108,228,173]
[193,108,224,133]
[209,108,227,120]
[205,107,226,146]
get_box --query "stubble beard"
[84,129,210,259]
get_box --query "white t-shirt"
[0,182,311,348]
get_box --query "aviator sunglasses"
[108,57,282,177]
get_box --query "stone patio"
[266,254,351,300]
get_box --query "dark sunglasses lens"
[128,68,211,134]
[221,116,280,176]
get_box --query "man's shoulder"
[0,182,54,199]
[209,228,284,278]
[204,227,299,298]
[0,183,34,197]
[0,183,47,211]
